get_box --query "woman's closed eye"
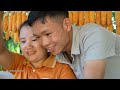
[20,40,26,43]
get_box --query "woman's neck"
[31,53,50,68]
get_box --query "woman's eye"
[21,41,26,43]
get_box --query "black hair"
[18,20,30,37]
[28,11,69,26]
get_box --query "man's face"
[32,17,71,55]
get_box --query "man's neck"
[64,30,73,52]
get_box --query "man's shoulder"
[80,23,102,31]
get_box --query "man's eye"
[46,33,51,36]
[32,39,37,41]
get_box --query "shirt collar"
[23,54,56,69]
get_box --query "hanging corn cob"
[95,11,101,25]
[22,11,28,23]
[12,11,17,33]
[17,11,22,30]
[115,11,120,35]
[107,24,113,32]
[8,12,13,32]
[5,28,10,40]
[68,11,73,23]
[3,11,29,43]
[106,11,113,32]
[78,11,84,26]
[90,11,95,23]
[14,31,19,43]
[101,11,107,27]
[84,11,90,24]
[3,12,9,32]
[106,11,112,25]
[72,11,79,25]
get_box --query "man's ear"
[63,18,72,32]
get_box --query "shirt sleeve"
[59,64,77,79]
[7,53,25,73]
[83,26,116,61]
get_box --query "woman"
[0,13,76,79]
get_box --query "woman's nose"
[26,41,33,49]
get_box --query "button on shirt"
[56,23,120,79]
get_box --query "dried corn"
[3,12,9,32]
[84,11,90,24]
[101,11,107,27]
[106,11,112,25]
[12,12,17,33]
[72,11,79,25]
[78,11,84,26]
[95,11,101,24]
[68,11,73,23]
[90,11,95,23]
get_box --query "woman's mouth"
[27,51,36,56]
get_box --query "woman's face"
[20,25,48,63]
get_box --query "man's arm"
[83,60,107,79]
[81,24,116,79]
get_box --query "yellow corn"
[78,11,84,26]
[72,11,79,25]
[68,11,73,23]
[90,11,95,23]
[95,11,101,24]
[101,11,107,27]
[84,11,90,24]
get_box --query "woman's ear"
[63,18,72,32]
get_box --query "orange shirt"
[5,53,77,79]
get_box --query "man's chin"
[51,50,61,55]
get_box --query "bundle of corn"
[115,11,120,35]
[3,11,28,43]
[68,11,114,33]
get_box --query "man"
[27,11,120,79]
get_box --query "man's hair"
[28,11,69,26]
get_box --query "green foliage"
[112,11,116,33]
[0,65,2,71]
[2,32,22,54]
[5,38,21,54]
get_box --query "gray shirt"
[56,23,120,79]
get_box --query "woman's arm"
[0,11,13,70]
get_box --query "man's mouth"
[47,46,56,52]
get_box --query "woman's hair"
[18,20,30,37]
